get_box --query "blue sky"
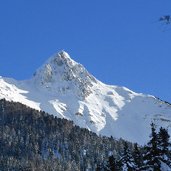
[0,0,171,102]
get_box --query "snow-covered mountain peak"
[32,51,97,99]
[50,50,76,68]
[1,50,171,144]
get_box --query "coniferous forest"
[0,99,171,171]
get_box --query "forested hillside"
[1,99,171,170]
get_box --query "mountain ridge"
[1,51,171,144]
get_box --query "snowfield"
[1,51,171,145]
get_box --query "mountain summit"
[0,51,171,144]
[33,51,96,99]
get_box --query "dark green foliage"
[132,143,143,170]
[106,154,121,171]
[143,123,171,171]
[107,155,117,171]
[144,123,161,170]
[119,142,135,171]
[158,127,171,166]
[98,123,171,171]
[0,99,130,171]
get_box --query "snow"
[160,161,171,171]
[1,51,171,145]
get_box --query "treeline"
[0,99,133,171]
[0,99,171,171]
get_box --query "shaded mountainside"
[1,51,171,144]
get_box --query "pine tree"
[158,127,171,166]
[96,163,102,171]
[107,154,117,171]
[120,142,135,171]
[144,123,161,170]
[132,143,143,169]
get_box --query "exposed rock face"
[33,51,96,99]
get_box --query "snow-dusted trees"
[132,143,143,170]
[0,99,128,171]
[106,154,118,171]
[98,123,171,171]
[158,127,171,164]
[143,123,171,170]
[119,142,135,170]
[144,123,161,170]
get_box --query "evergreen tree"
[106,154,118,171]
[158,127,171,165]
[96,163,104,171]
[144,123,161,170]
[120,142,135,171]
[132,143,143,169]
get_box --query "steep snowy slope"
[0,51,171,144]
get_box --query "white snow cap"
[33,50,96,99]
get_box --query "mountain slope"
[0,51,171,144]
